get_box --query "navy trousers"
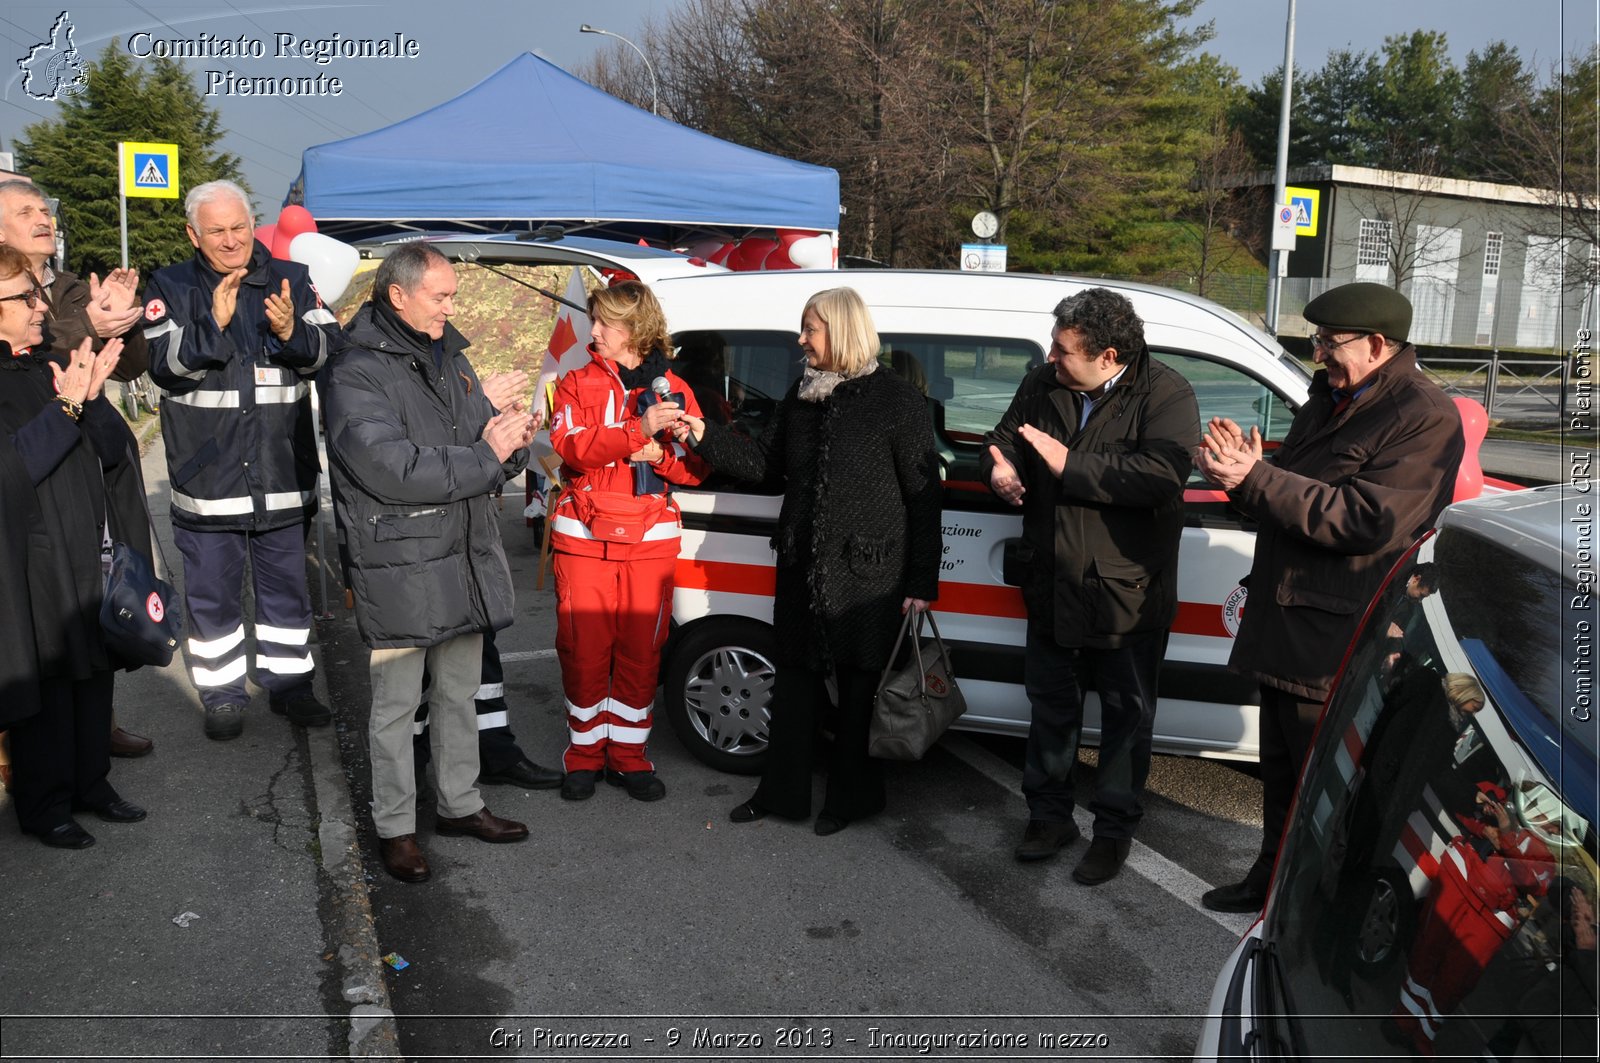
[1020,624,1165,840]
[173,523,315,710]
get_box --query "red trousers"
[554,549,675,773]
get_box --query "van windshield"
[1261,536,1598,1060]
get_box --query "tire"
[663,617,776,775]
[1352,869,1416,969]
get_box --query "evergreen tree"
[15,44,248,276]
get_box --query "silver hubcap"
[682,644,775,756]
[1356,878,1400,964]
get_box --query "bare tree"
[1184,116,1260,296]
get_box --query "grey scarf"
[797,358,877,402]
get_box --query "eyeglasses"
[0,286,43,309]
[1310,332,1369,352]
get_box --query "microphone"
[651,376,672,400]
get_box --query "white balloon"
[787,233,834,269]
[289,231,361,304]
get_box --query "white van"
[1194,483,1597,1060]
[374,235,1483,774]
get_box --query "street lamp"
[579,24,659,117]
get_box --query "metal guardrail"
[1417,355,1567,423]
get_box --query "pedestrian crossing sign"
[1284,185,1320,237]
[120,142,180,199]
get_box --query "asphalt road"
[315,491,1273,1062]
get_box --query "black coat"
[0,342,153,680]
[0,432,41,725]
[324,301,526,649]
[982,347,1199,648]
[694,367,941,672]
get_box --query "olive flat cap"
[1303,282,1412,343]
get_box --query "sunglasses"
[0,286,44,309]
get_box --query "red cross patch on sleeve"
[144,298,166,322]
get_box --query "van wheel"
[1353,870,1414,969]
[663,619,775,774]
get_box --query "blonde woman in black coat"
[672,287,941,835]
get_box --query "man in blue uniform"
[144,181,339,740]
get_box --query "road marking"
[942,734,1258,937]
[501,648,558,663]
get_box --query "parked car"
[1195,482,1597,1061]
[366,234,1497,774]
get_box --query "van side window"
[673,329,1043,496]
[1151,350,1296,487]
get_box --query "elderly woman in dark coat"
[0,244,149,848]
[673,286,942,835]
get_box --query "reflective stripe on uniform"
[609,723,651,744]
[263,489,315,511]
[188,625,246,659]
[165,389,241,409]
[172,490,254,517]
[551,514,681,542]
[256,623,310,646]
[566,697,604,723]
[476,682,505,700]
[476,710,509,729]
[193,656,248,687]
[256,652,315,675]
[255,383,308,405]
[147,320,205,380]
[605,697,652,723]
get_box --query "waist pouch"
[568,490,669,544]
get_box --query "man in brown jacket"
[1194,282,1463,913]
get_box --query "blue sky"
[0,1,1592,212]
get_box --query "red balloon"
[270,226,296,260]
[1452,397,1487,501]
[276,205,318,241]
[764,245,797,270]
[254,223,277,256]
[730,238,777,272]
[708,242,735,266]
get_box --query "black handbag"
[868,608,966,761]
[100,539,182,667]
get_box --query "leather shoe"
[561,769,599,801]
[86,799,147,823]
[605,769,666,802]
[109,727,154,758]
[1072,836,1132,885]
[435,807,529,843]
[269,692,331,727]
[203,703,245,741]
[1201,878,1269,914]
[1014,818,1081,862]
[729,800,767,824]
[379,834,431,882]
[37,820,95,849]
[813,814,848,836]
[479,757,562,789]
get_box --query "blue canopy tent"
[288,52,839,244]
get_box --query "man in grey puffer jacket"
[324,242,537,884]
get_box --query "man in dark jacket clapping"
[1195,283,1463,914]
[323,242,536,884]
[983,288,1199,886]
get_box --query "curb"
[135,405,402,1058]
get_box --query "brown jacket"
[1227,344,1463,700]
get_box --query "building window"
[1358,218,1392,267]
[1483,232,1502,277]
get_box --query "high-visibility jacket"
[145,241,338,531]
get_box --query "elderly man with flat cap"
[1194,282,1464,913]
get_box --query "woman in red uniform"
[548,281,707,802]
